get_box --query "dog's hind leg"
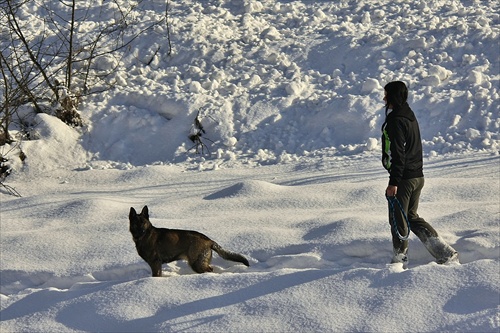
[189,249,213,273]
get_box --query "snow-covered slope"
[4,0,498,169]
[1,1,499,332]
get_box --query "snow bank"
[3,0,498,170]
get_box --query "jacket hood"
[384,81,415,121]
[384,81,408,109]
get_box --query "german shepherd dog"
[129,206,249,277]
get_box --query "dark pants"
[389,177,455,260]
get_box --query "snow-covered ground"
[1,0,499,332]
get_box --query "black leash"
[386,195,411,241]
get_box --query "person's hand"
[386,185,397,197]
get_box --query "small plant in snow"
[188,111,215,155]
[0,143,22,197]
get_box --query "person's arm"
[387,118,407,187]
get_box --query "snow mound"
[204,180,285,200]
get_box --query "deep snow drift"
[1,0,499,332]
[1,153,499,332]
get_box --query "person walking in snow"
[381,81,458,267]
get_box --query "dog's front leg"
[149,260,162,277]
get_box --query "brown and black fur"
[129,205,249,277]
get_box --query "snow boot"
[391,252,409,269]
[423,236,459,265]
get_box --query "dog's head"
[129,205,152,241]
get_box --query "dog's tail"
[212,242,250,267]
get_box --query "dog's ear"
[129,207,137,218]
[141,205,149,218]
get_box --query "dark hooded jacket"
[381,81,424,186]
